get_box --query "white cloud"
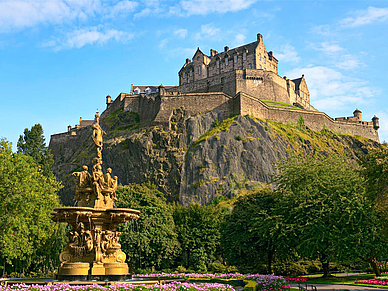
[341,6,388,27]
[180,0,256,16]
[158,38,168,49]
[285,66,378,113]
[0,1,75,32]
[312,42,344,54]
[134,8,153,18]
[108,1,138,18]
[44,27,134,50]
[336,55,363,70]
[233,33,246,47]
[194,24,220,40]
[275,44,300,64]
[174,29,188,39]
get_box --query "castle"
[55,33,380,142]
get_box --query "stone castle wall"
[237,93,379,141]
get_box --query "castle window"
[259,53,261,61]
[190,70,193,77]
[216,60,220,68]
[225,58,228,66]
[234,55,238,63]
[248,63,252,69]
[243,52,247,60]
[197,66,201,75]
[183,72,186,78]
[264,56,266,64]
[259,65,262,69]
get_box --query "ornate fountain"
[52,110,140,281]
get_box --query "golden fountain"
[52,110,140,281]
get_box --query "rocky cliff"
[49,108,379,206]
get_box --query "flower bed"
[135,273,290,291]
[355,279,388,286]
[135,273,245,280]
[0,282,235,291]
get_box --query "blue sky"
[1,0,388,148]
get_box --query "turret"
[158,84,166,96]
[353,109,362,121]
[106,95,112,108]
[372,115,380,130]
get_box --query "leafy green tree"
[358,146,388,275]
[221,188,286,274]
[275,154,383,277]
[0,138,63,275]
[116,183,180,271]
[17,124,54,177]
[173,203,225,271]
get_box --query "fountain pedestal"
[51,110,140,280]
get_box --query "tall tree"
[116,183,180,271]
[0,138,63,275]
[221,188,287,274]
[17,124,54,177]
[275,154,382,277]
[173,203,224,271]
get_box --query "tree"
[221,188,286,274]
[116,183,180,271]
[358,146,388,275]
[0,138,63,275]
[173,203,225,271]
[17,124,54,177]
[275,154,382,277]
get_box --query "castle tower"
[353,109,362,121]
[106,95,112,107]
[372,115,380,130]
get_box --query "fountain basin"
[51,207,140,280]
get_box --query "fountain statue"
[51,110,140,281]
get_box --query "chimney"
[224,46,229,52]
[130,84,133,94]
[67,125,72,132]
[210,49,218,57]
[268,51,273,59]
[257,33,262,41]
[186,58,191,64]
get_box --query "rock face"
[49,109,379,206]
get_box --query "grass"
[293,273,388,289]
[260,100,304,110]
[192,116,238,147]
